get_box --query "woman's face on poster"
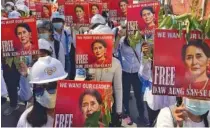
[184,46,209,78]
[120,2,127,14]
[92,5,99,15]
[76,7,84,19]
[93,42,106,59]
[81,94,101,119]
[142,9,154,25]
[17,26,31,45]
[43,6,50,16]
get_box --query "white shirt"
[48,40,65,68]
[17,106,54,127]
[156,107,210,127]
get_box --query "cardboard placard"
[55,80,113,127]
[153,29,210,98]
[1,18,39,57]
[76,34,113,68]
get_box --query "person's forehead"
[83,94,96,102]
[142,9,152,14]
[120,1,127,5]
[186,46,204,54]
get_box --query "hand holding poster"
[153,29,210,98]
[127,1,160,36]
[1,18,39,57]
[55,80,113,127]
[76,34,113,68]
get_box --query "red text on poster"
[153,29,210,98]
[1,18,39,57]
[55,80,113,127]
[76,34,113,68]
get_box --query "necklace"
[189,79,209,90]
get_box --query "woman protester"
[17,56,68,127]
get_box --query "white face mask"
[36,90,56,109]
[5,6,12,12]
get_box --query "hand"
[173,104,188,127]
[142,43,149,54]
[19,62,28,77]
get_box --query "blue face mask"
[39,33,50,40]
[184,98,210,116]
[53,22,63,30]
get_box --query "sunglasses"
[34,82,57,96]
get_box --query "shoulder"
[112,57,122,70]
[17,106,33,127]
[63,29,71,36]
[156,107,174,127]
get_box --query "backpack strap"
[168,105,178,127]
[54,39,60,59]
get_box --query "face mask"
[36,90,56,109]
[184,98,210,116]
[5,6,12,12]
[39,33,50,40]
[53,22,63,30]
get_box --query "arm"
[156,107,174,127]
[113,60,123,113]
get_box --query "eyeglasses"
[34,82,57,96]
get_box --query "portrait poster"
[54,80,113,127]
[153,29,210,98]
[35,3,52,19]
[1,18,39,57]
[76,34,113,68]
[109,0,133,21]
[127,1,160,36]
[89,3,103,18]
[65,3,90,26]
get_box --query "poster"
[127,1,160,36]
[35,3,52,19]
[109,0,133,21]
[89,3,103,18]
[153,29,210,98]
[1,18,39,57]
[55,80,113,127]
[76,34,113,68]
[65,3,90,26]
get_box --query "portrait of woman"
[182,39,210,90]
[140,6,156,29]
[118,0,128,17]
[42,5,50,18]
[74,5,87,24]
[79,89,104,127]
[91,4,99,16]
[15,23,33,51]
[91,39,109,64]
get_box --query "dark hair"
[43,5,50,11]
[74,5,84,12]
[118,0,128,7]
[140,6,155,17]
[79,89,102,110]
[181,39,210,61]
[91,39,107,51]
[52,18,64,23]
[91,4,99,10]
[15,23,32,36]
[26,88,47,127]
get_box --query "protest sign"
[1,18,39,57]
[76,34,113,68]
[127,1,160,36]
[65,3,90,26]
[35,3,52,19]
[109,0,133,21]
[89,3,103,18]
[153,29,210,98]
[55,80,113,127]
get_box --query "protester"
[15,4,30,17]
[17,56,68,127]
[4,2,15,14]
[156,97,210,127]
[37,20,65,68]
[51,11,75,80]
